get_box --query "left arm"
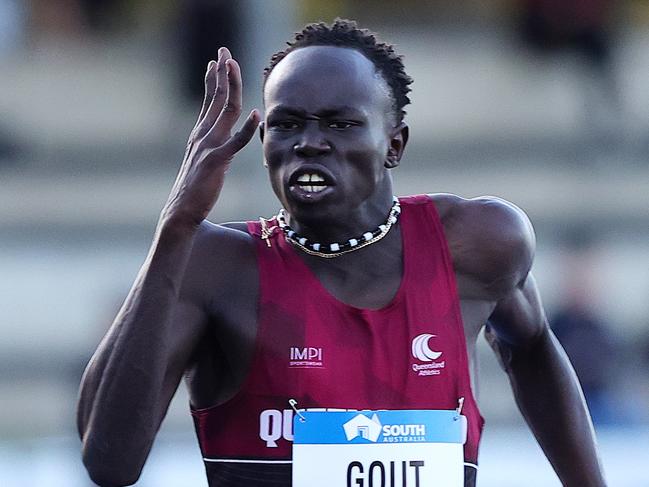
[487,273,607,486]
[436,194,607,485]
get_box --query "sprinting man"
[77,19,607,487]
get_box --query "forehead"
[264,46,392,116]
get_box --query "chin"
[286,200,341,224]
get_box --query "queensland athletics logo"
[412,334,442,361]
[411,333,445,377]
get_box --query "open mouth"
[294,173,328,193]
[288,167,336,198]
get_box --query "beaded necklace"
[270,196,401,258]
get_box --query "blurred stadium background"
[1,0,648,485]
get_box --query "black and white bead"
[276,196,401,256]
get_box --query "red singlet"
[191,194,484,486]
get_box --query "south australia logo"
[411,333,445,376]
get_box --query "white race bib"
[292,409,467,487]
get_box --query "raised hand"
[161,47,259,230]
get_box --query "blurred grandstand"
[1,1,648,485]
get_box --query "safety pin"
[289,398,306,423]
[454,397,465,420]
[259,217,277,248]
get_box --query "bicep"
[157,221,256,414]
[157,294,210,418]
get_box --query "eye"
[328,121,356,130]
[269,120,300,131]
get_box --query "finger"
[218,109,260,157]
[195,60,216,125]
[215,46,232,102]
[211,58,243,140]
[198,48,232,135]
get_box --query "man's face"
[262,46,400,224]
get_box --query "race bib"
[292,409,466,487]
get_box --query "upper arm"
[433,193,545,350]
[166,220,258,402]
[77,220,257,485]
[136,220,256,423]
[469,201,548,361]
[472,200,547,348]
[76,292,209,440]
[167,219,256,368]
[487,272,549,353]
[435,194,536,300]
[159,295,209,407]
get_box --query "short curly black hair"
[264,18,413,123]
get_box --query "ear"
[384,122,409,169]
[258,122,269,167]
[258,121,265,143]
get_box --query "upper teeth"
[297,173,325,184]
[294,173,328,193]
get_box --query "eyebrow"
[266,105,366,119]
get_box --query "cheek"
[345,147,380,168]
[343,135,388,172]
[263,138,287,168]
[267,167,287,204]
[263,145,287,196]
[353,127,389,157]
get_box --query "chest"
[299,230,404,310]
[239,279,471,415]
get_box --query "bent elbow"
[82,442,144,487]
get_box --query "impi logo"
[289,346,324,368]
[343,413,382,442]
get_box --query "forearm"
[507,327,606,486]
[78,48,258,485]
[78,221,198,482]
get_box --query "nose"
[292,122,331,158]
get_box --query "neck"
[285,191,395,244]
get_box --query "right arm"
[77,48,259,486]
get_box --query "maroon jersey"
[191,195,484,486]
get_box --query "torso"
[187,194,487,487]
[185,193,498,407]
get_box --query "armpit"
[484,323,513,373]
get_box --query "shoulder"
[181,220,258,305]
[427,193,535,299]
[190,219,255,261]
